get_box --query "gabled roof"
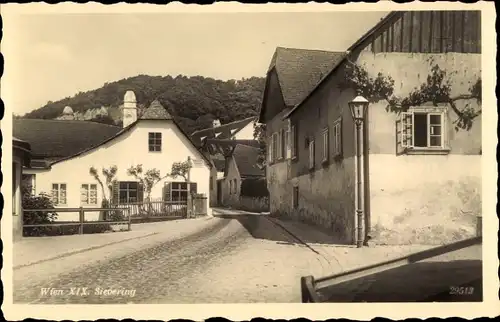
[191,116,257,147]
[268,47,347,107]
[140,99,173,120]
[231,144,265,178]
[15,100,212,168]
[284,11,399,119]
[13,119,121,160]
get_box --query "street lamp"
[348,95,369,248]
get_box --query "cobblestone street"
[14,213,332,304]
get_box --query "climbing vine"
[341,57,482,131]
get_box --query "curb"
[264,216,321,255]
[14,231,159,270]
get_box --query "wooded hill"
[22,74,266,135]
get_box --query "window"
[290,125,297,159]
[309,139,315,170]
[280,129,286,160]
[52,183,67,205]
[81,184,98,205]
[292,186,299,209]
[401,108,446,149]
[285,127,290,159]
[276,131,283,160]
[171,182,188,201]
[322,127,329,163]
[332,118,343,157]
[148,132,162,152]
[233,179,237,194]
[119,181,142,203]
[272,133,279,162]
[22,174,36,196]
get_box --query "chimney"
[212,119,221,128]
[122,90,137,128]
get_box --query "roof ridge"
[276,46,344,55]
[15,118,121,129]
[191,116,256,135]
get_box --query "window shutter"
[290,125,296,158]
[111,180,119,205]
[401,112,414,148]
[190,182,198,195]
[138,182,144,202]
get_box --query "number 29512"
[450,286,474,295]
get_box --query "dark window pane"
[414,113,428,147]
[172,183,179,189]
[180,183,187,190]
[430,136,442,147]
[430,114,442,124]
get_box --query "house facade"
[12,137,32,241]
[261,11,482,245]
[191,116,258,206]
[220,143,266,208]
[16,91,212,221]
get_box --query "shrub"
[22,193,58,237]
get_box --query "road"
[13,213,333,304]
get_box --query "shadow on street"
[213,213,304,245]
[317,259,482,302]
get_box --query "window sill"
[405,147,451,155]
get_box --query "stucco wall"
[359,52,482,244]
[221,156,241,207]
[289,158,356,244]
[29,120,211,221]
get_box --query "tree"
[253,122,267,168]
[89,165,118,220]
[127,164,167,201]
[168,160,193,182]
[89,165,118,201]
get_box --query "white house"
[15,91,212,221]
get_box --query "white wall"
[30,120,211,221]
[234,121,256,140]
[13,154,23,240]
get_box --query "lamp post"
[348,95,369,248]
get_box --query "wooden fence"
[22,207,130,236]
[114,198,188,219]
[301,235,482,302]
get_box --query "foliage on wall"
[169,160,193,182]
[89,165,118,202]
[342,58,482,131]
[127,164,165,200]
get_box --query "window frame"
[119,181,140,203]
[51,183,68,206]
[81,183,98,206]
[290,124,297,160]
[321,127,329,163]
[148,132,162,152]
[171,181,189,201]
[308,139,315,170]
[332,117,343,158]
[399,106,449,154]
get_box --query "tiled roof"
[232,144,265,177]
[13,119,121,160]
[269,47,346,107]
[140,99,173,120]
[191,116,257,147]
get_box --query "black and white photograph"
[1,2,497,320]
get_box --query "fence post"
[79,207,84,235]
[127,208,132,231]
[187,193,193,219]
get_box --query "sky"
[2,10,388,115]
